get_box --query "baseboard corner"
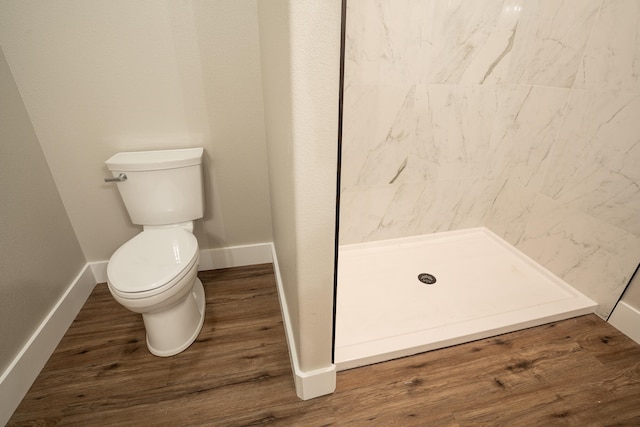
[608,301,640,345]
[269,244,336,400]
[293,364,337,400]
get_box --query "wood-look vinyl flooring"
[8,263,640,426]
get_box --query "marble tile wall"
[340,0,640,317]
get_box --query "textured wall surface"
[340,0,640,317]
[258,0,340,373]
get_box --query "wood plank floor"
[9,263,640,426]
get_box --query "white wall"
[257,0,340,381]
[0,0,273,261]
[0,46,86,378]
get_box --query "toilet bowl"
[104,147,206,357]
[107,227,206,357]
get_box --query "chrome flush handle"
[104,173,127,183]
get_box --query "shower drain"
[418,273,437,285]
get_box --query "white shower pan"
[334,228,597,371]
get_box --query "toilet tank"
[105,148,204,226]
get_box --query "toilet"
[104,147,206,357]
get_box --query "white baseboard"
[270,244,336,400]
[608,301,640,345]
[0,265,97,426]
[198,243,273,271]
[89,261,109,284]
[90,243,274,283]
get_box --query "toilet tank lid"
[106,147,203,172]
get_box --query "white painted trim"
[608,301,640,345]
[198,243,273,271]
[89,260,108,284]
[0,265,97,426]
[90,243,274,283]
[270,244,336,400]
[292,364,337,400]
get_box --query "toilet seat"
[107,228,199,299]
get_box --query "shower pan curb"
[334,227,597,371]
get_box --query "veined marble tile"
[575,0,640,93]
[409,84,568,185]
[341,183,421,244]
[344,0,423,87]
[541,90,640,236]
[341,177,503,244]
[416,176,505,235]
[338,185,398,245]
[419,0,527,84]
[517,194,640,317]
[416,0,600,87]
[490,85,570,191]
[370,182,430,241]
[341,83,417,188]
[484,178,537,246]
[410,84,501,182]
[517,0,601,87]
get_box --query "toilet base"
[143,278,206,357]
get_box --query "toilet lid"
[107,228,198,294]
